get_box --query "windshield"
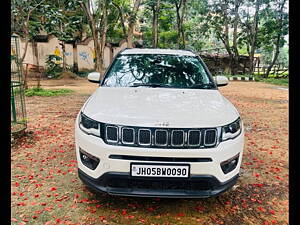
[101,54,216,89]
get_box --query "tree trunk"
[265,0,286,77]
[248,0,260,75]
[175,4,181,49]
[80,1,103,72]
[73,41,78,73]
[99,4,108,77]
[112,2,127,40]
[61,41,66,72]
[232,0,240,74]
[127,0,142,48]
[152,0,160,48]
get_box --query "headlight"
[79,112,101,137]
[221,118,242,141]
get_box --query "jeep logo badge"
[155,121,169,127]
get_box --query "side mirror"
[87,72,101,83]
[215,75,229,87]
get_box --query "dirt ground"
[11,79,288,225]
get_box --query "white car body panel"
[82,87,239,128]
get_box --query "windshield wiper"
[130,83,170,88]
[188,83,216,89]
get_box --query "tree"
[169,0,188,49]
[239,0,269,74]
[11,0,46,65]
[261,0,288,77]
[42,0,85,72]
[80,0,105,73]
[127,0,142,48]
[201,0,243,74]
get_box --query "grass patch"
[255,78,288,86]
[25,87,74,97]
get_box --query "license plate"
[131,164,190,178]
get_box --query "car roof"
[120,48,196,56]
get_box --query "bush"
[45,55,63,78]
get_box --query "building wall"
[19,35,128,71]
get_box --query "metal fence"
[11,35,27,134]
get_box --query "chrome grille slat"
[188,130,201,146]
[155,129,168,146]
[106,125,118,143]
[138,129,151,146]
[204,129,217,146]
[171,130,184,146]
[122,127,135,144]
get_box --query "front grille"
[101,123,219,149]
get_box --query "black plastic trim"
[78,169,239,198]
[109,155,213,162]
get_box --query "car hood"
[82,87,240,128]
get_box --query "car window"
[101,54,216,89]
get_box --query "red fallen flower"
[99,216,106,221]
[34,194,39,198]
[257,206,266,212]
[252,183,264,187]
[121,209,127,215]
[17,202,26,206]
[147,207,154,212]
[40,202,47,206]
[177,213,185,217]
[195,206,205,211]
[15,182,20,187]
[11,218,18,222]
[269,209,275,215]
[50,187,57,191]
[32,215,38,219]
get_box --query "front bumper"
[75,115,244,197]
[78,168,239,198]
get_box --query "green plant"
[44,54,63,78]
[25,87,73,97]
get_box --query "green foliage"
[25,87,73,97]
[11,0,45,40]
[256,78,288,86]
[159,31,178,48]
[44,55,63,78]
[41,0,85,42]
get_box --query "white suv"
[75,48,244,198]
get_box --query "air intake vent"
[138,129,151,145]
[106,126,118,143]
[155,130,168,146]
[204,129,217,146]
[122,128,134,144]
